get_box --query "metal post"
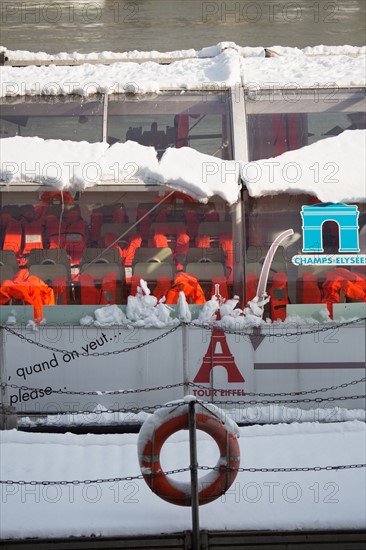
[0,327,8,407]
[182,323,190,396]
[188,400,200,550]
[0,328,17,429]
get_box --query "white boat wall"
[0,44,365,418]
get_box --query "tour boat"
[0,44,365,426]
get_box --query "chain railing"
[1,316,365,357]
[1,323,180,356]
[2,377,365,398]
[1,463,365,486]
[5,394,364,418]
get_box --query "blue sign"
[300,203,360,253]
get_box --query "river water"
[1,0,365,54]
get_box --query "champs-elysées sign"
[292,203,366,266]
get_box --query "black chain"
[199,464,366,473]
[190,317,366,338]
[2,463,365,485]
[190,377,366,397]
[1,317,364,357]
[14,394,366,417]
[1,324,180,356]
[211,395,365,406]
[1,381,187,396]
[4,377,364,397]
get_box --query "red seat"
[112,207,129,223]
[64,219,88,265]
[45,215,67,248]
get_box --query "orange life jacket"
[0,272,55,323]
[269,272,289,321]
[79,271,118,305]
[3,218,23,258]
[153,233,169,248]
[153,228,189,262]
[196,235,211,248]
[322,268,366,316]
[165,272,206,305]
[103,232,142,267]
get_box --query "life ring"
[138,400,240,506]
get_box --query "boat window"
[107,92,232,159]
[245,194,366,320]
[0,92,233,159]
[0,97,104,142]
[245,88,366,160]
[0,190,234,315]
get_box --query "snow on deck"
[1,420,365,538]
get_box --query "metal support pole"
[182,323,190,396]
[0,327,8,407]
[188,400,200,550]
[0,327,17,429]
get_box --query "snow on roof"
[240,54,366,88]
[242,130,366,203]
[0,43,365,97]
[0,42,265,62]
[0,50,241,97]
[1,420,365,538]
[1,131,364,204]
[153,147,240,204]
[1,42,364,63]
[0,137,241,204]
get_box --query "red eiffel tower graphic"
[194,328,245,383]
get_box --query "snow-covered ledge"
[0,137,241,204]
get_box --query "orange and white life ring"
[138,400,240,506]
